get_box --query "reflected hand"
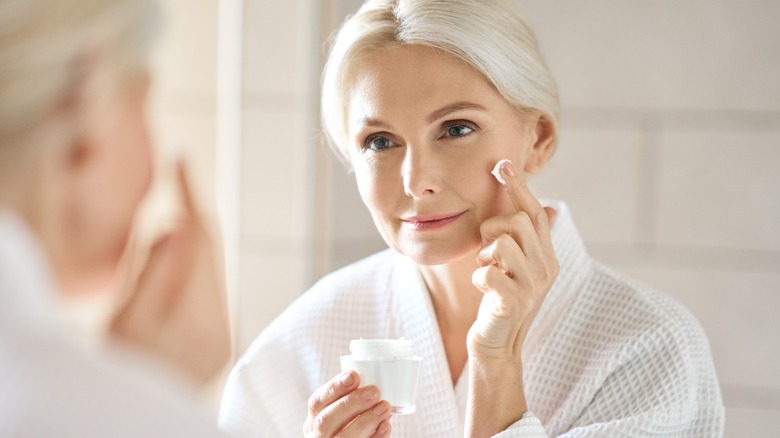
[109,162,231,385]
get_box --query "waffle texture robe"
[220,202,724,437]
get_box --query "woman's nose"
[401,146,441,198]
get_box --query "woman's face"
[61,68,154,293]
[345,44,545,266]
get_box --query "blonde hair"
[0,0,157,157]
[321,0,560,165]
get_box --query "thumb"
[543,206,557,227]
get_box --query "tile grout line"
[636,114,662,251]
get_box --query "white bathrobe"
[219,202,724,437]
[0,211,226,437]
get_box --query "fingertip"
[501,160,517,178]
[373,419,392,437]
[543,206,557,226]
[371,399,392,416]
[340,370,358,388]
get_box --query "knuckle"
[313,414,328,434]
[495,233,513,249]
[535,210,549,226]
[308,391,324,414]
[307,394,317,411]
[510,212,531,229]
[484,265,505,283]
[513,178,529,193]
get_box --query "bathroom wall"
[233,0,779,435]
[149,0,218,209]
[515,2,780,435]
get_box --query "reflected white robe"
[219,202,724,437]
[0,211,226,437]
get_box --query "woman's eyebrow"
[354,116,392,130]
[426,102,487,124]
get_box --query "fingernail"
[373,402,390,415]
[362,387,379,400]
[503,161,516,177]
[377,421,389,434]
[341,372,354,387]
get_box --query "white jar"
[340,339,423,414]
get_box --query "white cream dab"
[491,159,512,186]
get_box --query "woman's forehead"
[345,45,504,121]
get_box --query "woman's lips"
[401,211,466,231]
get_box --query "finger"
[471,263,521,296]
[319,386,381,429]
[475,234,528,280]
[479,213,546,264]
[312,385,382,437]
[472,265,537,325]
[499,161,554,242]
[109,234,184,336]
[369,419,393,438]
[307,371,360,417]
[544,206,557,226]
[175,159,200,227]
[337,401,392,437]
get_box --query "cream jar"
[340,338,423,414]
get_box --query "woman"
[0,0,230,435]
[220,1,725,437]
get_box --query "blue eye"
[445,124,474,138]
[365,135,394,151]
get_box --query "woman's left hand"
[469,160,559,363]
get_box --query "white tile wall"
[235,249,306,353]
[656,127,780,251]
[151,0,217,96]
[530,124,644,245]
[724,407,780,437]
[241,0,313,97]
[234,0,320,352]
[239,108,312,242]
[516,0,780,111]
[149,0,218,207]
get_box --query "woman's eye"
[444,123,474,138]
[365,135,394,151]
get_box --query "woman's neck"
[418,252,483,384]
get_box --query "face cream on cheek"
[340,339,423,414]
[491,159,512,185]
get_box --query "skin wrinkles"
[345,44,543,268]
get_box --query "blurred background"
[149,0,779,435]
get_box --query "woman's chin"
[395,241,479,267]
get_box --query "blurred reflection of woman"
[220,1,725,437]
[0,0,230,435]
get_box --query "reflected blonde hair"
[0,0,157,159]
[321,0,560,165]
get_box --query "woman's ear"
[523,114,556,174]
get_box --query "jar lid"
[349,338,415,359]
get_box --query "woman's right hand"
[304,371,393,438]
